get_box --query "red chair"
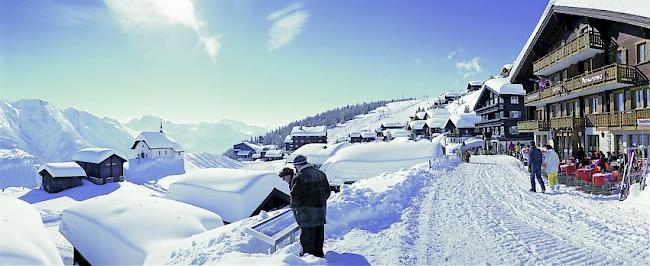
[611,171,622,182]
[592,174,608,194]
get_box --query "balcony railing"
[533,29,604,75]
[524,64,640,105]
[517,120,549,132]
[586,109,650,127]
[550,117,584,129]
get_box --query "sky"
[0,0,549,127]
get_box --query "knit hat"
[293,155,308,166]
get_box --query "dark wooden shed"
[72,148,127,185]
[38,162,85,193]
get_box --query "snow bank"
[0,196,63,265]
[166,168,290,223]
[126,157,185,184]
[58,194,223,265]
[289,142,351,166]
[325,158,458,237]
[625,184,650,223]
[320,141,443,185]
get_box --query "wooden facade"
[474,89,532,141]
[512,6,650,158]
[39,170,82,193]
[75,155,126,185]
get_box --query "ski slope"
[331,155,650,265]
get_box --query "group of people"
[526,141,560,193]
[278,155,331,258]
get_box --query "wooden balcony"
[549,117,584,129]
[586,109,650,128]
[533,29,604,76]
[517,120,549,133]
[524,64,641,106]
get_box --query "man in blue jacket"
[528,141,546,193]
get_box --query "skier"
[290,155,331,258]
[528,141,545,193]
[543,145,560,191]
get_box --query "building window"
[635,90,645,109]
[509,126,518,134]
[510,111,521,119]
[510,96,519,104]
[591,97,599,114]
[637,42,648,64]
[615,49,626,64]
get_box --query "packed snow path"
[332,155,650,265]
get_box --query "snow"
[380,120,404,128]
[320,141,443,185]
[483,77,525,95]
[290,126,327,137]
[349,131,362,138]
[264,149,284,158]
[37,162,86,178]
[166,168,290,223]
[445,89,482,116]
[126,157,185,186]
[58,194,223,265]
[0,196,63,265]
[447,113,481,128]
[134,131,184,152]
[360,131,376,139]
[384,128,410,139]
[72,147,127,163]
[289,142,351,166]
[184,152,242,170]
[468,80,484,86]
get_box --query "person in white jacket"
[543,145,561,191]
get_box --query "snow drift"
[58,194,224,265]
[0,195,64,265]
[320,141,443,185]
[166,168,290,223]
[289,142,351,166]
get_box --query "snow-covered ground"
[157,155,650,265]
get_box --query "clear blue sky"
[0,0,549,127]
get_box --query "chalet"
[473,76,533,150]
[442,91,466,104]
[511,0,650,158]
[407,120,429,139]
[233,142,263,160]
[467,80,484,92]
[283,135,293,150]
[349,132,363,143]
[263,150,285,161]
[131,131,184,160]
[425,108,451,136]
[360,130,377,142]
[445,113,481,143]
[38,162,85,193]
[289,126,327,150]
[72,148,127,185]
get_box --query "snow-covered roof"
[264,150,284,158]
[381,121,404,128]
[283,135,292,143]
[166,168,290,223]
[408,120,427,130]
[445,89,482,116]
[483,77,525,95]
[0,196,64,265]
[290,126,327,137]
[426,108,451,118]
[448,113,481,129]
[360,131,376,139]
[38,162,86,178]
[386,128,411,138]
[59,194,223,265]
[291,142,351,165]
[415,111,427,120]
[72,148,127,164]
[320,142,443,183]
[349,132,362,138]
[511,0,650,81]
[468,80,484,87]
[133,131,184,152]
[242,142,263,151]
[444,91,465,98]
[236,150,252,156]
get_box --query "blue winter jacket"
[529,147,543,170]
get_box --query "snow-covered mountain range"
[0,99,265,188]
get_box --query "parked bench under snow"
[0,196,63,265]
[166,168,290,223]
[59,194,224,265]
[320,141,443,186]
